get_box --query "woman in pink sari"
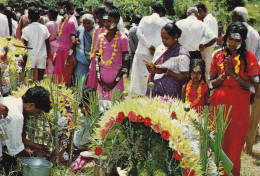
[45,8,58,75]
[95,7,129,100]
[53,1,76,86]
[87,5,107,90]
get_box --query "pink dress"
[54,16,76,85]
[183,83,208,112]
[87,26,106,90]
[96,31,128,100]
[45,21,58,75]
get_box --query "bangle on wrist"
[233,74,239,80]
[219,76,224,81]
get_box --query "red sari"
[210,51,259,176]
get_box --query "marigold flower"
[137,115,144,123]
[104,122,111,130]
[95,147,103,155]
[184,168,195,176]
[128,111,137,122]
[144,117,152,126]
[68,121,75,127]
[161,130,170,140]
[173,150,183,160]
[180,160,188,168]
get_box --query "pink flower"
[109,117,116,126]
[104,122,111,130]
[100,129,107,138]
[152,124,161,133]
[128,111,137,122]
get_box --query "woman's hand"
[144,60,155,73]
[224,56,236,77]
[153,65,167,74]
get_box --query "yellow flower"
[69,121,75,127]
[180,160,188,168]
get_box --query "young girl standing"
[182,59,209,112]
[95,7,129,100]
[87,5,107,90]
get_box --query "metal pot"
[21,157,53,176]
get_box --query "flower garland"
[185,80,204,107]
[98,31,119,66]
[89,27,103,59]
[219,52,240,79]
[91,97,219,175]
[58,16,70,36]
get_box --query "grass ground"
[246,0,260,31]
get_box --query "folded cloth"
[71,155,95,171]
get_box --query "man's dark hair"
[195,2,207,13]
[22,86,51,113]
[151,2,165,14]
[62,0,73,11]
[94,4,106,16]
[76,6,83,14]
[132,13,142,24]
[48,8,58,20]
[104,6,120,20]
[28,6,40,22]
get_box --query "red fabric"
[210,50,259,176]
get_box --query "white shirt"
[176,15,216,51]
[243,22,260,55]
[22,22,50,61]
[12,19,18,37]
[135,13,166,55]
[202,13,218,47]
[0,13,10,38]
[0,97,24,156]
[255,38,260,62]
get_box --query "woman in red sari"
[209,22,259,176]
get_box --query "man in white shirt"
[129,2,166,95]
[22,6,50,81]
[195,2,218,81]
[0,86,51,173]
[232,7,260,57]
[176,7,217,58]
[0,5,10,38]
[232,7,260,155]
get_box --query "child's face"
[83,19,94,32]
[191,66,202,82]
[161,29,178,48]
[104,16,118,31]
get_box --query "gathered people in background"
[182,59,209,112]
[4,6,17,37]
[216,22,224,49]
[0,4,10,38]
[145,23,190,98]
[195,2,218,82]
[75,13,95,82]
[176,7,217,61]
[87,5,107,90]
[128,13,142,77]
[53,0,76,86]
[95,7,128,100]
[22,6,50,81]
[130,2,166,96]
[209,22,259,175]
[45,8,59,75]
[16,1,44,40]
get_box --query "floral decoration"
[185,80,205,107]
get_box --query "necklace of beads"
[185,80,204,107]
[98,30,119,66]
[58,16,70,36]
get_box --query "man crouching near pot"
[0,86,52,175]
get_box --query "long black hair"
[223,22,248,71]
[188,59,206,83]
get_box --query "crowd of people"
[0,0,259,175]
